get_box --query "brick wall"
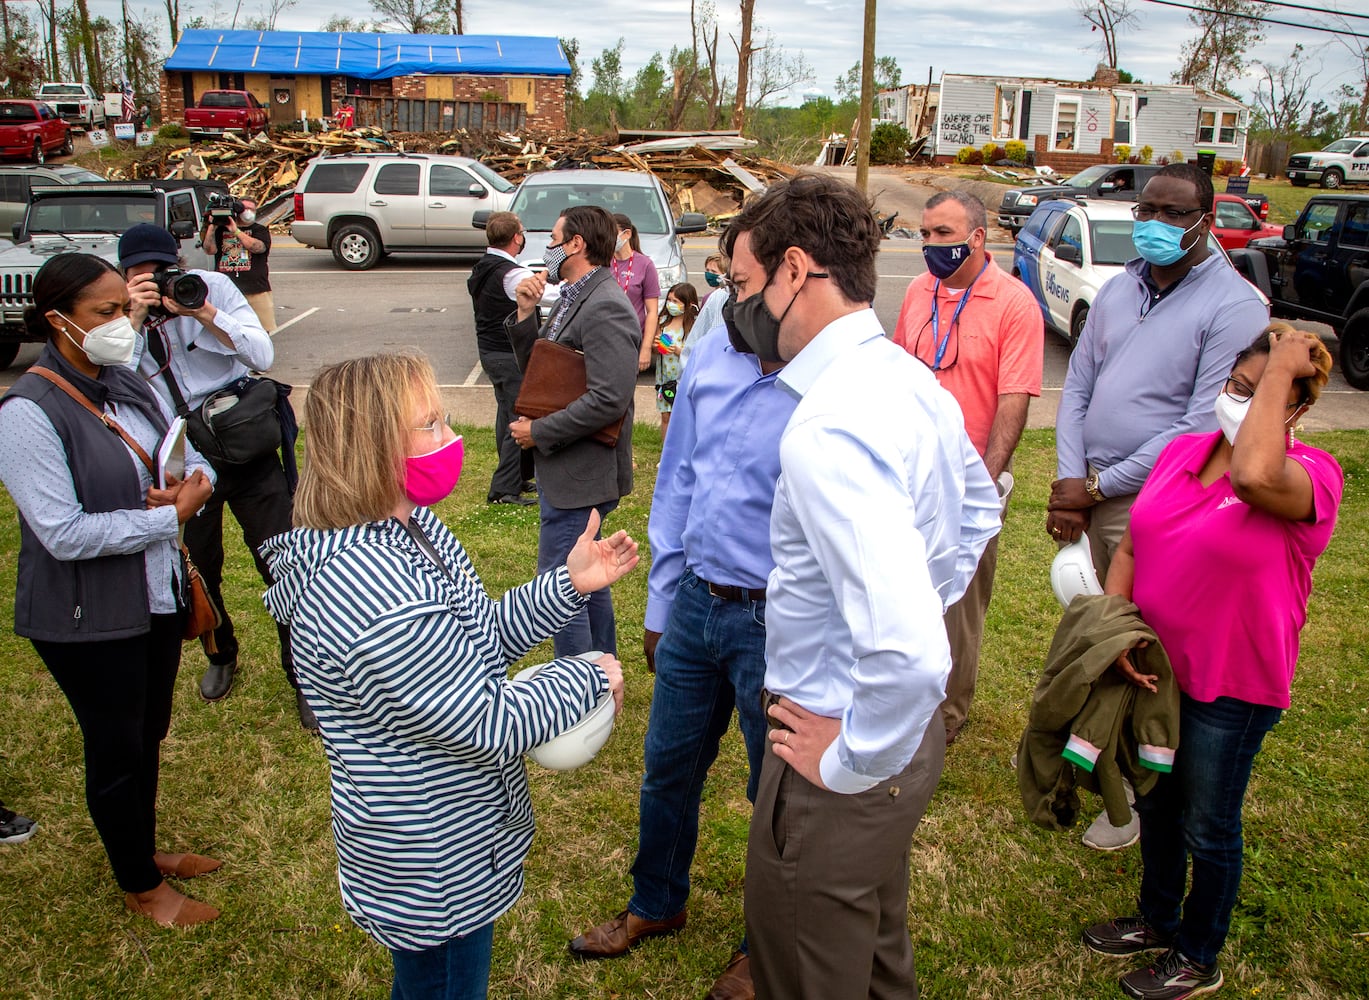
[1030,134,1119,171]
[384,74,567,130]
[161,71,185,124]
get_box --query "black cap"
[118,223,180,268]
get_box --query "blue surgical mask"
[1132,217,1204,267]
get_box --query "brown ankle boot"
[125,881,220,927]
[154,852,223,879]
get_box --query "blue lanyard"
[929,259,989,369]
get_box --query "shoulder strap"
[143,322,192,418]
[29,367,157,478]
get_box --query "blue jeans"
[537,493,619,657]
[390,922,495,1000]
[1136,693,1282,966]
[629,570,768,929]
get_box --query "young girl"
[654,282,698,436]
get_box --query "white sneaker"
[1083,806,1140,851]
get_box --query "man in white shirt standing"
[726,175,1001,999]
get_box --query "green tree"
[834,55,900,102]
[582,37,625,131]
[627,52,668,128]
[560,36,583,129]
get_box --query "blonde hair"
[294,353,441,530]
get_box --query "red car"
[184,90,269,140]
[1212,192,1282,250]
[0,100,72,164]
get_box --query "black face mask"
[722,270,828,363]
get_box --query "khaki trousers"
[940,528,1001,738]
[744,714,947,1000]
[243,290,276,333]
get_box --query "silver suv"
[291,152,516,270]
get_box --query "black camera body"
[151,267,209,312]
[205,191,246,225]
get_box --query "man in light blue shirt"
[567,325,793,999]
[726,174,1000,998]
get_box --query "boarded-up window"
[994,86,1018,140]
[426,76,455,100]
[507,78,536,112]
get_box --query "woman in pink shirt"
[1082,324,1343,1000]
[609,213,660,372]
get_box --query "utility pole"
[855,0,876,193]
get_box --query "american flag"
[121,80,135,123]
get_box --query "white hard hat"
[1051,535,1104,608]
[514,653,615,771]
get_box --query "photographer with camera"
[201,194,275,334]
[118,224,307,727]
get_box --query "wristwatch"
[1084,473,1106,503]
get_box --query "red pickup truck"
[184,90,269,139]
[0,100,72,164]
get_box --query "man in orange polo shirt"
[893,190,1044,745]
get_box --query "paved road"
[5,237,1366,431]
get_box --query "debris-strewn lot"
[103,127,798,226]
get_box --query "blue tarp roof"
[165,30,571,80]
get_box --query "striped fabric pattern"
[261,506,608,951]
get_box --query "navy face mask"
[922,239,974,280]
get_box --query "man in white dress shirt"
[724,175,1001,999]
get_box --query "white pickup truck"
[35,82,107,131]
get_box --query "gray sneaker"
[1120,947,1223,999]
[1082,915,1173,956]
[0,802,37,845]
[1083,805,1140,850]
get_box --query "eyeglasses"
[911,314,960,373]
[414,412,452,440]
[1222,376,1300,409]
[1132,204,1207,224]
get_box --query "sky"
[83,0,1367,115]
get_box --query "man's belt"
[702,578,767,603]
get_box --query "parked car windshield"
[201,92,248,108]
[27,195,157,233]
[51,167,106,183]
[1063,165,1113,188]
[1089,220,1139,266]
[39,85,85,96]
[510,180,669,234]
[466,160,514,193]
[1322,139,1362,154]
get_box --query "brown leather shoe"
[125,882,220,927]
[567,908,686,960]
[705,951,754,1000]
[154,852,223,879]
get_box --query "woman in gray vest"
[0,254,220,927]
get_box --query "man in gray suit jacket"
[507,205,639,656]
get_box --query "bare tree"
[258,0,297,31]
[746,30,813,111]
[666,0,703,129]
[1251,43,1318,134]
[703,12,725,128]
[369,0,444,33]
[1172,0,1267,95]
[1317,10,1369,132]
[1075,0,1137,69]
[165,0,181,45]
[731,0,755,129]
[452,0,464,33]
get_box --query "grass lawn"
[1,426,1365,999]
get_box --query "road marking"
[463,364,484,386]
[272,306,318,336]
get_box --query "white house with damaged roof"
[916,70,1249,171]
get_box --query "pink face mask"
[404,435,464,506]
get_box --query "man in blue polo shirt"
[566,317,794,1000]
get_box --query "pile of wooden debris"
[108,126,797,226]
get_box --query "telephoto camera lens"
[152,267,209,311]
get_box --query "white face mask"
[55,311,138,367]
[238,209,257,226]
[616,234,629,252]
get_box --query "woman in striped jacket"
[262,354,635,1000]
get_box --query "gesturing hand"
[566,509,640,595]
